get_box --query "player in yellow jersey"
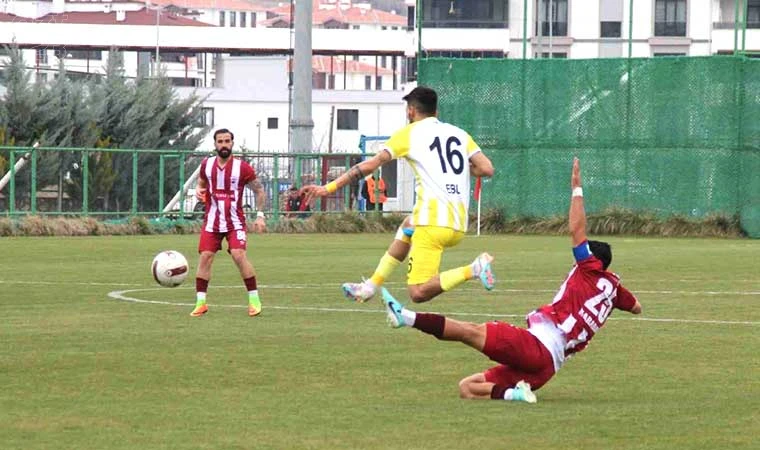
[303,86,495,303]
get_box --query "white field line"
[106,287,760,326]
[3,279,758,297]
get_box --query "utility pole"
[290,0,314,153]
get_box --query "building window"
[404,56,417,82]
[380,56,387,68]
[392,26,398,30]
[36,49,48,65]
[653,52,686,56]
[375,76,383,90]
[230,11,237,27]
[423,0,509,29]
[748,0,760,27]
[600,21,621,38]
[407,5,415,30]
[424,50,505,58]
[337,109,359,130]
[251,12,256,27]
[328,74,336,89]
[364,75,372,90]
[219,11,225,27]
[537,0,568,36]
[655,0,686,36]
[352,55,360,61]
[381,26,388,30]
[267,117,278,129]
[201,107,214,127]
[240,12,246,27]
[538,52,568,58]
[352,25,360,30]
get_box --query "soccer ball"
[151,250,189,288]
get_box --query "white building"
[177,56,407,152]
[413,0,760,59]
[174,55,413,211]
[0,0,409,87]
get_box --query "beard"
[216,148,232,159]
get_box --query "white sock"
[503,388,519,401]
[196,292,207,303]
[401,308,416,326]
[470,260,481,278]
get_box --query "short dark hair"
[213,128,234,141]
[402,86,437,115]
[588,240,612,270]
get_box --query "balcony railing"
[713,22,760,30]
[421,19,508,29]
[536,21,568,37]
[655,22,687,36]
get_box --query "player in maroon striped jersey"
[381,158,642,403]
[190,128,267,318]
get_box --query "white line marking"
[0,280,142,287]
[106,288,760,326]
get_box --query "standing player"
[381,158,642,402]
[303,86,496,304]
[190,128,267,317]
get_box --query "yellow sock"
[440,265,473,292]
[369,252,401,287]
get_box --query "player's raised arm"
[302,150,393,201]
[569,157,587,247]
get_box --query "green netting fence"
[419,56,760,237]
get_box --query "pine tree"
[1,44,209,213]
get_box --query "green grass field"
[1,234,758,450]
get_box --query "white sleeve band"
[572,187,584,197]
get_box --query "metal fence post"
[9,150,15,215]
[272,154,280,224]
[158,154,165,213]
[30,146,37,214]
[81,151,89,215]
[178,152,186,223]
[132,151,139,215]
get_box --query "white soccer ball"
[151,250,189,288]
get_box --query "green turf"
[1,234,758,449]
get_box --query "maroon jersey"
[534,245,638,359]
[199,157,256,233]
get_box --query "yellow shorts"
[407,226,465,285]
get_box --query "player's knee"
[408,287,429,303]
[458,378,476,399]
[230,251,246,264]
[199,252,214,265]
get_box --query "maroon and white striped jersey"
[527,243,638,371]
[199,157,256,233]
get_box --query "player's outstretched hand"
[301,184,328,203]
[253,217,267,233]
[571,157,582,189]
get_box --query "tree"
[0,44,209,213]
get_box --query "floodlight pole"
[290,0,314,153]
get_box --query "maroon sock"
[412,313,446,339]
[196,277,209,293]
[490,385,508,400]
[244,276,257,292]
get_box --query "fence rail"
[0,146,372,223]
